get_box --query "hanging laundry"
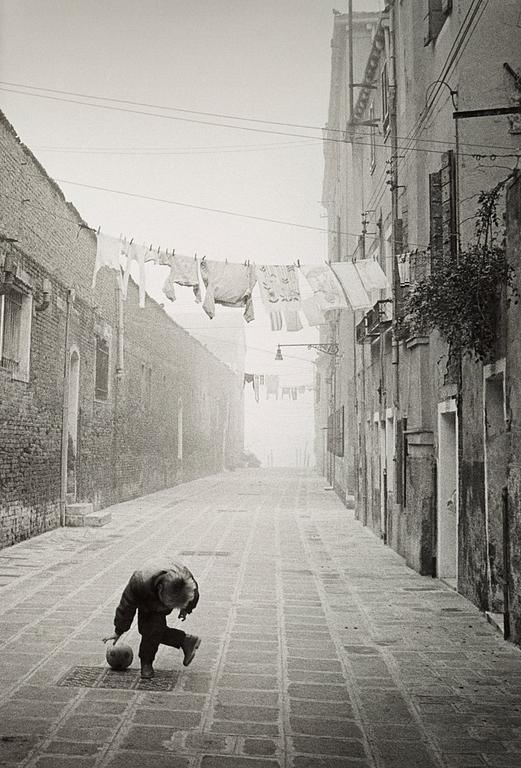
[291,387,298,401]
[301,295,326,326]
[281,386,291,400]
[122,241,148,308]
[353,258,389,292]
[269,311,283,332]
[330,259,388,310]
[244,373,254,387]
[155,249,173,267]
[255,264,302,332]
[283,306,303,332]
[301,264,347,312]
[265,374,279,400]
[92,233,124,289]
[253,374,260,403]
[163,253,201,303]
[200,260,257,322]
[298,385,306,394]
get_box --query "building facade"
[0,110,244,549]
[321,0,521,642]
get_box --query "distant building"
[321,2,521,643]
[0,110,244,548]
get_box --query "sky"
[0,0,380,463]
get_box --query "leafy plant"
[403,180,518,362]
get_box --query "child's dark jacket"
[114,563,199,635]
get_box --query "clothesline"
[243,372,314,403]
[93,230,390,329]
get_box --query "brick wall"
[0,111,243,549]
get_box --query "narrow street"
[0,470,519,768]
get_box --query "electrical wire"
[1,78,518,154]
[0,83,518,159]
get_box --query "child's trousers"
[138,610,186,662]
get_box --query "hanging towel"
[281,386,291,400]
[92,233,124,289]
[265,374,279,400]
[122,241,148,308]
[301,295,326,326]
[163,253,201,303]
[291,387,298,401]
[255,264,301,331]
[200,260,257,322]
[301,264,347,312]
[283,306,303,332]
[270,311,283,331]
[253,374,260,403]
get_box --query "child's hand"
[102,633,121,645]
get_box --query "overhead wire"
[0,83,518,158]
[1,78,518,154]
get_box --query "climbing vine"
[403,178,518,362]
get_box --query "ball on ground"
[105,642,133,670]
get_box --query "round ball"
[105,642,133,670]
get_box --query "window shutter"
[429,171,443,269]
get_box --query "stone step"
[84,510,112,528]
[65,502,94,527]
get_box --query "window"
[424,0,452,45]
[94,335,110,400]
[0,288,32,381]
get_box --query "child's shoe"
[182,635,201,666]
[140,662,154,679]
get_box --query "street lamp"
[275,343,339,361]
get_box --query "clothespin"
[129,237,134,245]
[96,225,101,235]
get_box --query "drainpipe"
[116,281,124,378]
[60,288,74,526]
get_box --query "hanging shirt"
[92,233,124,289]
[200,260,257,322]
[163,253,201,303]
[301,264,347,312]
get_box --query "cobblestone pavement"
[1,469,521,768]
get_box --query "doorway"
[437,400,458,587]
[67,347,80,499]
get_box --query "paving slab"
[1,469,521,767]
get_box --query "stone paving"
[1,469,521,768]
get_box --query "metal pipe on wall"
[59,288,74,526]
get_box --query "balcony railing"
[356,299,392,343]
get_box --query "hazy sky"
[0,0,380,384]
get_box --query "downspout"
[60,288,74,526]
